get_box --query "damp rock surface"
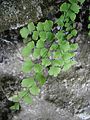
[0,0,52,32]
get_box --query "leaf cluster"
[10,0,86,109]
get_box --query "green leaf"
[22,37,31,44]
[9,95,19,102]
[65,23,74,30]
[65,22,71,28]
[67,10,76,21]
[63,60,76,71]
[44,20,53,31]
[33,48,41,59]
[63,63,72,71]
[78,0,85,4]
[70,43,78,51]
[88,16,90,21]
[71,29,77,36]
[35,73,46,85]
[69,0,77,3]
[52,59,64,67]
[63,52,76,60]
[60,3,71,12]
[73,23,76,28]
[39,31,46,41]
[26,41,35,48]
[46,32,54,41]
[34,64,42,73]
[88,31,90,36]
[65,18,69,22]
[36,40,44,48]
[37,22,44,31]
[40,48,48,57]
[22,59,33,73]
[10,103,20,110]
[53,51,62,59]
[67,34,73,40]
[66,27,73,32]
[60,41,70,52]
[56,15,64,26]
[42,58,51,67]
[21,47,31,57]
[32,31,38,40]
[70,3,80,14]
[88,24,90,29]
[21,41,34,57]
[18,90,27,98]
[50,43,58,50]
[30,85,40,95]
[20,27,29,39]
[23,95,32,104]
[21,78,35,88]
[55,31,65,40]
[48,66,61,77]
[28,22,35,32]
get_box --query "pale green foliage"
[10,0,86,110]
[20,27,29,39]
[22,59,33,73]
[44,20,53,31]
[32,31,39,40]
[35,73,46,85]
[70,3,80,13]
[88,16,90,36]
[23,95,32,104]
[30,85,40,95]
[21,41,34,57]
[28,22,35,32]
[21,78,35,87]
[37,22,44,31]
[42,59,51,67]
[10,103,20,110]
[88,24,90,29]
[60,3,70,12]
[48,66,61,77]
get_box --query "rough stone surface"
[0,40,23,77]
[0,40,23,120]
[0,0,52,32]
[12,98,81,120]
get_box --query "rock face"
[0,39,23,77]
[0,39,22,120]
[0,0,51,32]
[12,98,80,120]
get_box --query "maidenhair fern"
[9,0,86,110]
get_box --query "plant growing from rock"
[9,0,86,110]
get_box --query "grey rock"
[12,98,81,120]
[0,0,52,32]
[0,41,23,77]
